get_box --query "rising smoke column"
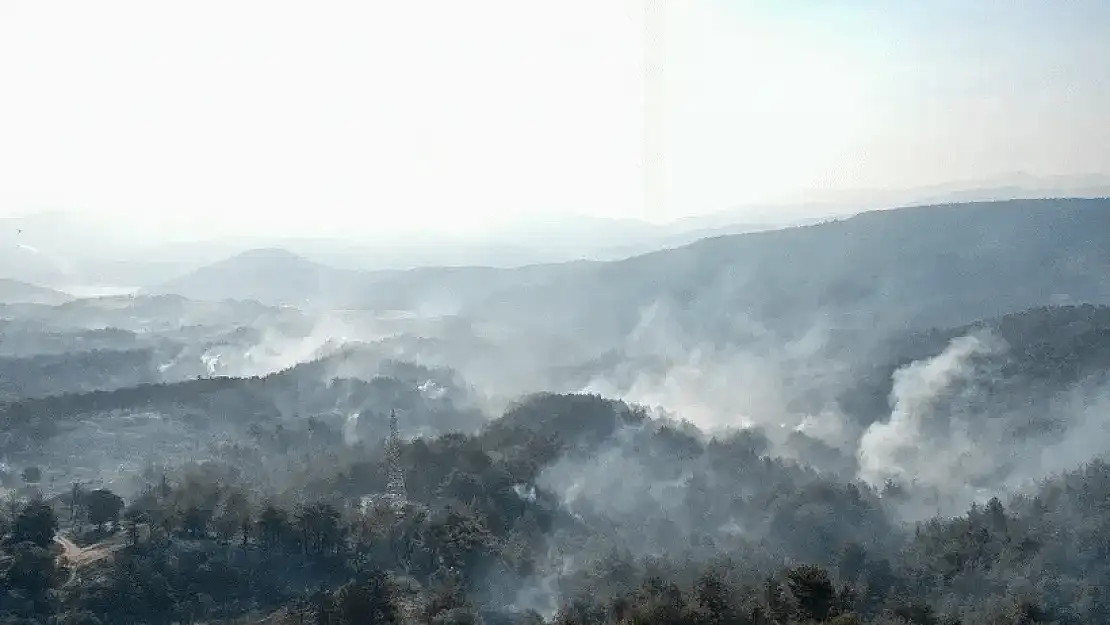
[856,334,998,492]
[343,412,360,446]
[200,350,220,377]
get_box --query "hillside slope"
[0,278,71,305]
[471,198,1110,349]
[149,199,1110,353]
[146,248,365,306]
[841,304,1110,426]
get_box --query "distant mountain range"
[705,171,1110,228]
[467,198,1110,354]
[0,210,786,285]
[147,198,1110,348]
[6,172,1109,289]
[144,247,597,315]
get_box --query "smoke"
[509,546,581,619]
[555,294,1110,522]
[184,310,399,380]
[532,419,753,559]
[794,407,859,452]
[237,313,370,375]
[343,412,361,446]
[1019,384,1110,485]
[200,349,220,376]
[857,334,998,494]
[513,483,537,503]
[564,304,1110,524]
[13,241,76,279]
[853,331,1110,519]
[575,299,863,454]
[537,426,651,520]
[418,379,447,400]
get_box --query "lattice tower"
[384,409,406,504]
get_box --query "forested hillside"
[6,391,1110,624]
[842,304,1110,425]
[5,203,1110,624]
[152,199,1110,343]
[472,199,1110,351]
[0,349,167,401]
[8,0,1110,621]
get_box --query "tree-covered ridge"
[0,354,485,447]
[5,297,1110,623]
[841,304,1110,426]
[138,200,1110,350]
[5,389,1110,624]
[472,199,1110,348]
[0,348,168,402]
[0,321,148,358]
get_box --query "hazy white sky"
[2,1,1109,239]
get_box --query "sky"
[1,1,1109,240]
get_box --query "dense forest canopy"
[7,392,1110,624]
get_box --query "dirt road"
[54,533,123,584]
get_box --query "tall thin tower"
[384,409,406,507]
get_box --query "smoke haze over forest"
[6,200,1110,624]
[5,2,1110,624]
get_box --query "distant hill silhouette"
[145,248,365,306]
[150,199,1110,351]
[0,278,71,305]
[469,197,1110,348]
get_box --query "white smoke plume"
[512,483,537,503]
[576,298,860,449]
[200,350,221,377]
[856,334,1000,502]
[1018,384,1110,485]
[188,310,397,380]
[342,412,360,446]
